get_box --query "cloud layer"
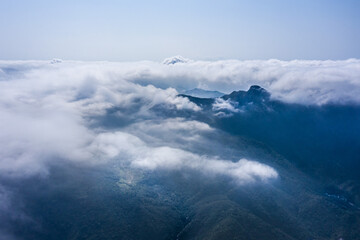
[0,61,201,177]
[155,58,360,105]
[2,58,360,104]
[4,58,357,181]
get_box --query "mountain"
[222,85,270,103]
[3,85,360,240]
[183,88,225,98]
[180,85,360,181]
[162,55,190,65]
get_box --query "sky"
[0,0,360,61]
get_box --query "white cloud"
[86,131,278,184]
[0,102,94,177]
[3,58,357,180]
[0,61,199,177]
[124,118,213,146]
[212,98,242,113]
[79,58,360,105]
[2,59,359,105]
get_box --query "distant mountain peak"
[183,88,225,98]
[50,58,62,64]
[163,56,190,65]
[248,85,263,91]
[215,85,271,108]
[246,85,270,99]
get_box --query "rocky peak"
[222,85,270,103]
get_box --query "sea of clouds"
[1,58,359,183]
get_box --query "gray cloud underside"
[5,58,357,181]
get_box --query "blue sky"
[1,0,359,61]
